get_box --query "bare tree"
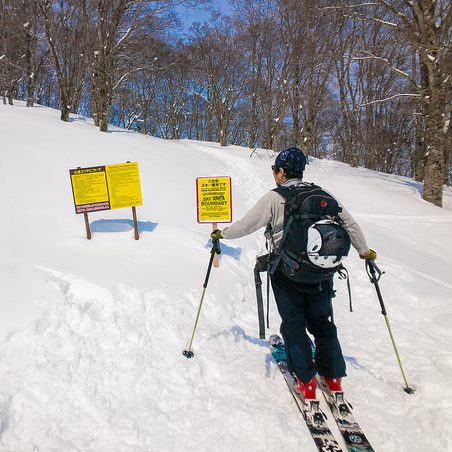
[280,0,337,156]
[37,0,87,121]
[0,0,27,105]
[82,0,176,132]
[22,1,41,107]
[190,17,247,146]
[346,0,451,206]
[333,13,362,166]
[232,0,277,149]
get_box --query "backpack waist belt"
[281,248,331,274]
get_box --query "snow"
[1,101,452,452]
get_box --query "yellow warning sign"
[69,162,142,214]
[70,166,110,214]
[196,176,232,223]
[105,162,143,210]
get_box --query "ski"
[316,377,375,452]
[269,334,344,452]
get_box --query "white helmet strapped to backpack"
[306,219,351,269]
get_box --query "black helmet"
[275,147,307,173]
[307,220,351,268]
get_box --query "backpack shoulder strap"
[281,184,343,220]
[272,182,318,200]
[274,183,334,221]
[269,185,309,274]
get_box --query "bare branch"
[358,93,421,107]
[319,3,379,10]
[353,51,420,89]
[377,0,412,27]
[351,13,398,28]
[113,60,179,90]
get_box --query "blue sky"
[175,0,233,29]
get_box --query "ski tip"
[269,334,283,346]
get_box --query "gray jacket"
[221,179,369,256]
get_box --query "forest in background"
[1,0,450,206]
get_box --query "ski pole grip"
[369,260,382,275]
[366,260,383,284]
[212,238,222,255]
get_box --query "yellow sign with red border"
[196,176,232,223]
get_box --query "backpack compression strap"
[268,184,309,275]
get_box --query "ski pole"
[366,260,415,394]
[183,238,222,358]
[253,264,266,340]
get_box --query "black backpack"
[269,183,351,283]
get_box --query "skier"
[211,147,376,399]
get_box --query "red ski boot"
[321,377,342,392]
[293,375,317,399]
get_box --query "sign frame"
[69,161,143,240]
[69,165,110,214]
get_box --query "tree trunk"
[423,92,446,206]
[26,31,34,107]
[220,135,227,146]
[445,145,451,186]
[37,85,43,105]
[7,88,13,105]
[98,63,113,132]
[25,3,37,108]
[60,90,70,121]
[413,54,427,181]
[45,82,51,106]
[420,4,446,207]
[97,76,109,132]
[248,99,256,149]
[291,76,302,149]
[206,94,213,142]
[414,115,426,181]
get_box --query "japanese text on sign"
[70,162,143,214]
[70,166,110,214]
[196,176,232,223]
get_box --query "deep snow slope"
[1,101,452,452]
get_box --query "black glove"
[211,229,223,239]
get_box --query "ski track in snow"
[1,102,452,452]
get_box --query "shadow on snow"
[90,218,158,233]
[205,239,242,260]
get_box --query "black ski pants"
[270,271,346,383]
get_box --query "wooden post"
[132,206,139,240]
[84,212,92,240]
[212,222,219,267]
